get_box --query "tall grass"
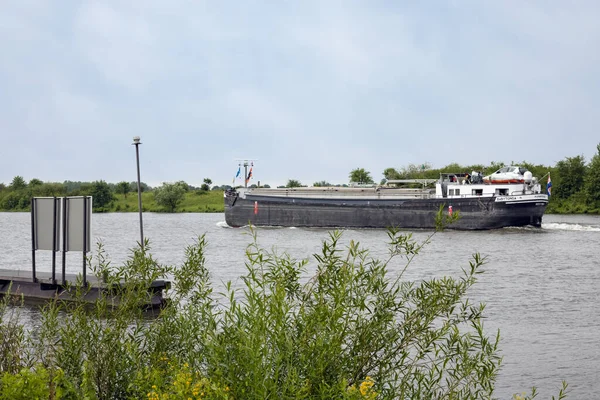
[0,225,567,399]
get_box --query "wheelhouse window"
[495,188,508,195]
[455,189,460,196]
[472,189,483,196]
[449,189,455,196]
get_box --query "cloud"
[73,1,157,90]
[1,1,599,187]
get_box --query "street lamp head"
[132,136,141,145]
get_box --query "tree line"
[284,144,600,213]
[0,177,223,212]
[3,143,599,213]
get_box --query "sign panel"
[64,196,92,252]
[33,198,60,251]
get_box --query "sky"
[1,1,599,188]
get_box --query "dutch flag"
[547,174,552,197]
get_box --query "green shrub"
[0,223,567,399]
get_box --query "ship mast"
[235,159,258,188]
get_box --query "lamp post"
[132,136,144,245]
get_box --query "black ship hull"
[224,193,548,230]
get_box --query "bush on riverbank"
[0,226,566,399]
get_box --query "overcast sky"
[1,1,599,188]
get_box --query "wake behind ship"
[224,169,549,230]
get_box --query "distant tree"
[349,168,374,184]
[10,176,27,190]
[115,181,131,197]
[129,182,150,193]
[212,185,232,191]
[0,183,5,191]
[201,178,212,191]
[554,155,586,199]
[383,168,402,181]
[585,144,600,205]
[77,182,94,196]
[263,184,271,188]
[32,182,66,197]
[90,180,114,210]
[438,163,462,173]
[63,180,83,194]
[286,179,302,188]
[29,178,43,187]
[154,182,185,212]
[485,161,505,174]
[175,181,190,192]
[313,181,331,187]
[1,192,22,210]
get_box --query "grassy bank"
[108,190,225,213]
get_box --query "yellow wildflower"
[359,376,375,396]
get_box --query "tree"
[31,182,66,197]
[585,144,600,205]
[90,180,114,210]
[115,181,131,197]
[129,182,150,193]
[154,182,185,212]
[554,155,586,199]
[29,178,43,187]
[175,181,190,192]
[10,176,27,190]
[286,179,302,188]
[313,181,331,187]
[485,161,505,174]
[383,168,402,181]
[349,168,374,184]
[201,178,212,191]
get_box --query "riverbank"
[101,190,225,213]
[545,198,600,214]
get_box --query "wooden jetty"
[0,196,172,310]
[0,269,170,310]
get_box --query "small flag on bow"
[233,165,241,184]
[547,173,552,197]
[246,167,253,184]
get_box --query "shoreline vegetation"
[1,147,600,214]
[0,218,568,398]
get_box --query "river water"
[1,212,599,398]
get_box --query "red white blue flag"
[246,167,253,184]
[547,173,552,196]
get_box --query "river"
[1,212,599,398]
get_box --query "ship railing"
[433,194,495,199]
[252,188,429,197]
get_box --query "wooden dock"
[0,269,170,310]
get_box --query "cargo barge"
[224,169,549,230]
